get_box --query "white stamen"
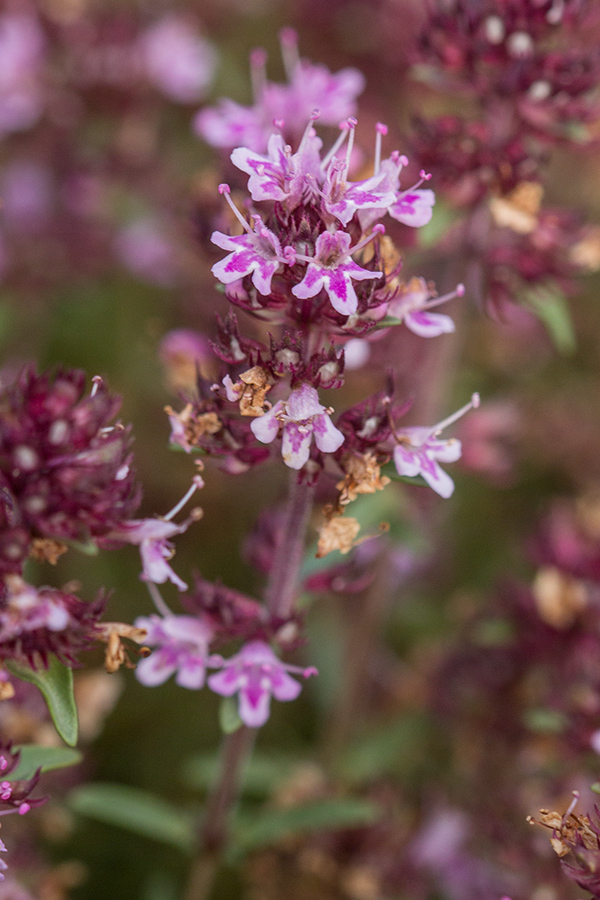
[507,31,533,56]
[146,581,173,618]
[374,122,388,175]
[528,80,551,101]
[342,117,358,182]
[297,110,320,155]
[484,15,505,44]
[432,393,480,435]
[563,791,580,821]
[321,122,351,171]
[163,481,200,521]
[218,184,253,234]
[91,375,103,397]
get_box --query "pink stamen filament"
[218,185,253,235]
[374,123,388,176]
[419,284,465,312]
[350,224,385,255]
[320,122,351,171]
[146,581,173,619]
[249,48,268,104]
[279,27,300,80]
[341,117,358,183]
[402,170,432,194]
[431,394,480,436]
[297,110,320,155]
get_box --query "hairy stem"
[184,471,315,899]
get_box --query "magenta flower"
[231,130,322,210]
[390,188,436,227]
[140,15,217,103]
[208,640,317,728]
[292,230,382,316]
[387,279,463,338]
[134,614,214,689]
[250,383,344,469]
[211,197,291,296]
[393,394,480,498]
[195,29,363,153]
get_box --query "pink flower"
[251,383,344,469]
[195,29,364,153]
[387,278,463,338]
[389,188,436,227]
[393,394,480,498]
[115,218,177,287]
[110,518,190,590]
[208,640,317,727]
[134,614,213,689]
[0,12,45,137]
[231,129,322,210]
[140,15,217,103]
[211,207,291,296]
[292,229,382,317]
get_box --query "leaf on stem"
[7,656,78,747]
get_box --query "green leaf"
[219,697,243,734]
[591,782,600,795]
[7,657,78,746]
[380,462,429,488]
[68,783,195,852]
[230,798,380,859]
[524,285,576,355]
[9,745,82,781]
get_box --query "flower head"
[208,639,317,727]
[393,394,480,498]
[251,383,344,469]
[134,613,214,689]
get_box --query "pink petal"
[207,667,241,696]
[251,402,282,443]
[393,445,422,478]
[404,310,455,338]
[175,656,206,690]
[312,414,345,453]
[281,423,313,469]
[270,670,303,701]
[238,684,271,727]
[419,460,455,498]
[135,650,177,687]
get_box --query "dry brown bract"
[316,511,361,558]
[489,181,543,234]
[228,366,272,416]
[337,451,390,506]
[164,403,222,445]
[528,808,598,857]
[94,622,149,674]
[532,566,587,630]
[29,538,68,565]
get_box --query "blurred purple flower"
[0,12,45,137]
[115,218,178,287]
[208,640,317,727]
[134,613,214,689]
[140,15,217,103]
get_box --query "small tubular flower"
[387,278,464,338]
[292,229,382,316]
[393,394,480,498]
[208,640,317,728]
[211,197,291,296]
[134,613,214,689]
[250,383,344,469]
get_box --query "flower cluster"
[0,367,141,666]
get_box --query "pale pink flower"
[292,229,382,317]
[393,395,480,498]
[387,279,463,338]
[208,640,317,727]
[134,614,214,689]
[251,383,344,469]
[140,15,217,103]
[0,12,45,137]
